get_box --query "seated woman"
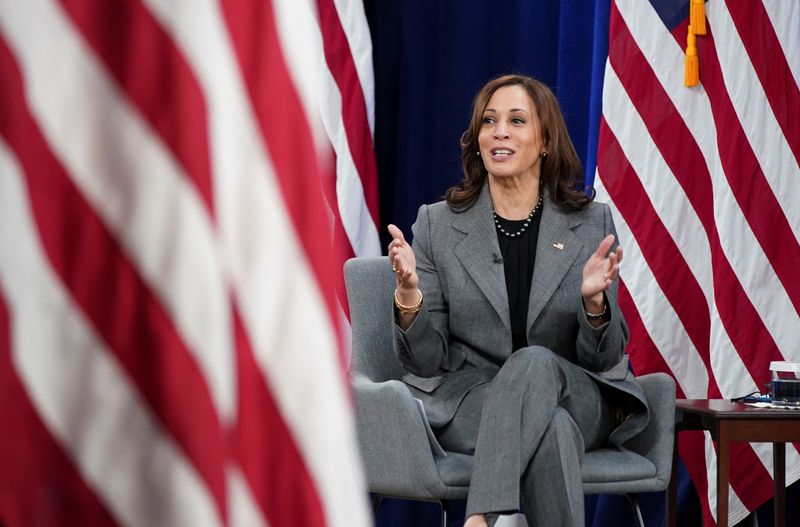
[387,74,648,527]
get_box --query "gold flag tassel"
[690,0,707,35]
[685,30,699,87]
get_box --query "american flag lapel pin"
[552,242,565,250]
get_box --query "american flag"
[596,0,800,524]
[0,0,378,526]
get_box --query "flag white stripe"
[709,0,800,237]
[0,138,222,527]
[271,0,330,158]
[700,435,798,527]
[319,63,382,256]
[748,441,800,494]
[603,64,713,307]
[227,468,268,527]
[594,178,709,398]
[703,433,749,526]
[331,0,376,134]
[239,237,370,527]
[711,167,800,364]
[762,0,800,91]
[0,0,235,420]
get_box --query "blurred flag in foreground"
[596,0,800,524]
[0,0,376,526]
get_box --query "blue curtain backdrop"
[364,0,608,243]
[361,1,798,525]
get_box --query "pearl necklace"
[493,195,543,238]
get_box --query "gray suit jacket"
[393,185,649,448]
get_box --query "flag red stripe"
[687,23,800,316]
[0,291,121,527]
[598,120,721,397]
[59,0,215,216]
[231,309,326,527]
[322,151,356,320]
[219,0,343,350]
[726,0,800,164]
[609,10,783,391]
[618,281,686,397]
[678,432,715,526]
[333,221,357,320]
[316,0,380,227]
[0,35,227,519]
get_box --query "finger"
[390,253,402,272]
[608,250,618,269]
[393,260,404,276]
[615,245,624,265]
[594,234,615,258]
[607,256,620,281]
[396,270,408,288]
[387,224,407,245]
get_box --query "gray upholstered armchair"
[345,256,676,527]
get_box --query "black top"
[494,208,542,351]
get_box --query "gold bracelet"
[585,302,608,321]
[394,289,423,315]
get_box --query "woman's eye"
[482,116,494,124]
[512,118,525,124]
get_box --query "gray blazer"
[393,184,649,448]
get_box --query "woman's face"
[477,84,545,182]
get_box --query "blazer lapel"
[452,186,510,331]
[527,196,583,331]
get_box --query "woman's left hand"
[581,234,623,308]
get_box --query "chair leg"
[371,494,383,514]
[625,493,645,527]
[440,500,449,527]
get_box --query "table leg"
[774,442,785,527]
[717,430,730,527]
[667,428,679,527]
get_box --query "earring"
[541,151,548,158]
[476,151,481,156]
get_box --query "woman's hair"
[445,74,593,211]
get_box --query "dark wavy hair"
[445,74,593,211]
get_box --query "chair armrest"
[353,379,445,498]
[627,372,677,488]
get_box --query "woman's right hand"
[387,224,419,294]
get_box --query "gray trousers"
[436,346,616,526]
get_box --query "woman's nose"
[493,122,510,138]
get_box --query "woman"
[387,74,649,526]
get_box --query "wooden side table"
[667,399,800,527]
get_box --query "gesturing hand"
[387,224,419,292]
[581,234,623,307]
